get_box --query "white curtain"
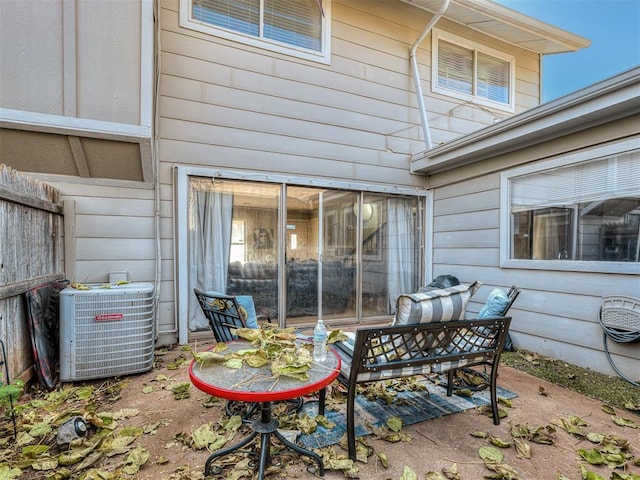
[386,198,416,312]
[532,210,570,260]
[188,188,234,331]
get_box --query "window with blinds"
[437,41,473,95]
[183,0,328,62]
[509,150,640,262]
[193,0,260,36]
[433,31,513,110]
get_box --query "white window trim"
[179,0,331,65]
[432,29,515,113]
[499,137,640,275]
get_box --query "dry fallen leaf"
[376,452,389,468]
[514,438,531,459]
[442,463,460,480]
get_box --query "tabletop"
[189,339,340,403]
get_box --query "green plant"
[0,379,24,412]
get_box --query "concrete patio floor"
[97,343,639,480]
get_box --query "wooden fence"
[0,164,64,382]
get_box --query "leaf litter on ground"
[3,339,639,480]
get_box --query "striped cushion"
[334,336,434,383]
[393,282,482,326]
[429,353,493,373]
[354,365,432,383]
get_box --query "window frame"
[179,0,331,64]
[499,138,640,275]
[432,29,515,113]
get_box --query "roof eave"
[401,0,590,54]
[410,67,640,175]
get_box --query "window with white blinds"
[437,41,473,95]
[433,31,514,110]
[193,0,260,36]
[477,52,509,104]
[264,0,321,51]
[507,149,640,264]
[511,151,640,211]
[183,0,328,62]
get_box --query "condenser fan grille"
[60,283,155,381]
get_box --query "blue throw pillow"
[205,291,259,330]
[235,295,259,330]
[478,288,510,318]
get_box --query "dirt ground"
[6,342,639,479]
[78,343,640,480]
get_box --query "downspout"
[410,0,450,151]
[152,1,174,337]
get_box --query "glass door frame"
[175,166,430,343]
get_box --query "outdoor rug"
[296,379,517,450]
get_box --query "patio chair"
[193,289,260,342]
[451,285,521,390]
[193,289,305,420]
[598,295,640,386]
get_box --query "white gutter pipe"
[410,0,450,151]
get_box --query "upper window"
[180,0,330,63]
[432,30,514,111]
[501,142,640,274]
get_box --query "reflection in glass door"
[358,194,421,318]
[321,191,357,321]
[285,187,320,322]
[285,187,357,323]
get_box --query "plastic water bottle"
[313,319,327,362]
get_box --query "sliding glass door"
[186,175,424,333]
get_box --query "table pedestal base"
[225,396,304,423]
[204,401,324,480]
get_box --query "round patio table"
[189,339,340,479]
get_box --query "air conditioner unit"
[60,282,155,381]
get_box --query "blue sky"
[493,0,640,102]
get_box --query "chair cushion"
[418,274,460,292]
[334,333,431,383]
[205,291,259,330]
[235,295,259,330]
[478,288,510,319]
[387,282,481,353]
[393,281,481,326]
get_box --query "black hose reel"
[598,296,640,386]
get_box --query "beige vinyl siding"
[429,118,640,377]
[1,0,142,125]
[0,2,64,114]
[159,0,545,344]
[37,180,177,343]
[159,0,540,179]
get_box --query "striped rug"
[296,379,517,450]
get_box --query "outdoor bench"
[333,282,517,460]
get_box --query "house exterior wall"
[158,0,541,168]
[0,0,143,125]
[157,0,543,344]
[1,0,549,348]
[428,114,640,376]
[1,0,163,343]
